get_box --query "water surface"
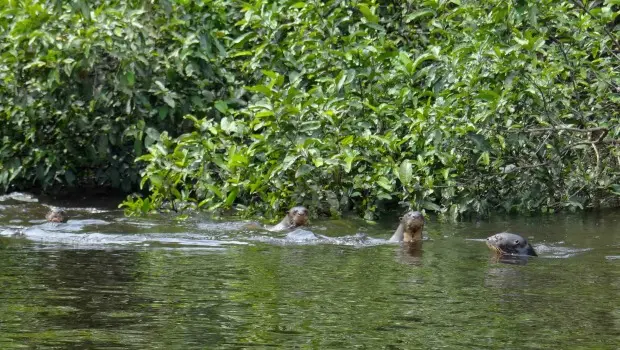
[0,194,618,349]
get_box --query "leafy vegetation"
[0,0,234,192]
[1,0,619,219]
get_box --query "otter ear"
[514,239,520,245]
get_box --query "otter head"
[486,232,537,257]
[287,206,309,227]
[401,210,424,242]
[46,209,68,223]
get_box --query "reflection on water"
[0,194,619,348]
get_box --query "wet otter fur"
[266,206,309,232]
[46,209,68,223]
[389,211,425,242]
[486,232,537,257]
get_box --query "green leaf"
[410,53,436,75]
[343,154,356,173]
[398,52,414,72]
[282,155,299,171]
[477,90,500,102]
[225,188,238,207]
[398,160,413,185]
[441,168,450,180]
[145,127,160,147]
[255,110,274,118]
[163,95,176,108]
[357,4,379,23]
[149,175,163,188]
[295,164,314,178]
[141,198,152,214]
[377,192,392,200]
[514,37,529,46]
[47,68,60,87]
[206,185,224,199]
[230,51,254,58]
[214,100,228,114]
[125,71,135,86]
[422,201,441,211]
[155,80,167,90]
[231,32,255,45]
[340,135,354,146]
[377,177,392,191]
[405,10,436,22]
[300,121,321,132]
[478,152,490,166]
[262,70,278,79]
[158,107,169,120]
[220,117,237,133]
[246,85,273,96]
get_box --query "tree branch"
[523,126,608,133]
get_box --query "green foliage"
[1,0,618,219]
[0,0,235,192]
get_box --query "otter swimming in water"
[389,210,425,242]
[266,206,309,232]
[46,209,68,223]
[486,232,537,256]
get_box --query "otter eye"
[514,240,520,245]
[399,216,403,221]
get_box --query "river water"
[0,193,618,349]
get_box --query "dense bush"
[1,0,619,219]
[0,0,235,192]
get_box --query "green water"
[0,194,619,349]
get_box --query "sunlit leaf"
[377,177,392,191]
[163,95,176,108]
[215,100,228,114]
[422,201,441,211]
[398,160,413,185]
[357,4,379,23]
[405,10,436,22]
[225,188,238,206]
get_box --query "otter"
[266,206,309,232]
[486,232,537,257]
[389,211,425,242]
[46,209,68,223]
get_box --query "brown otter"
[389,211,425,242]
[486,232,537,257]
[46,209,68,223]
[266,206,309,232]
